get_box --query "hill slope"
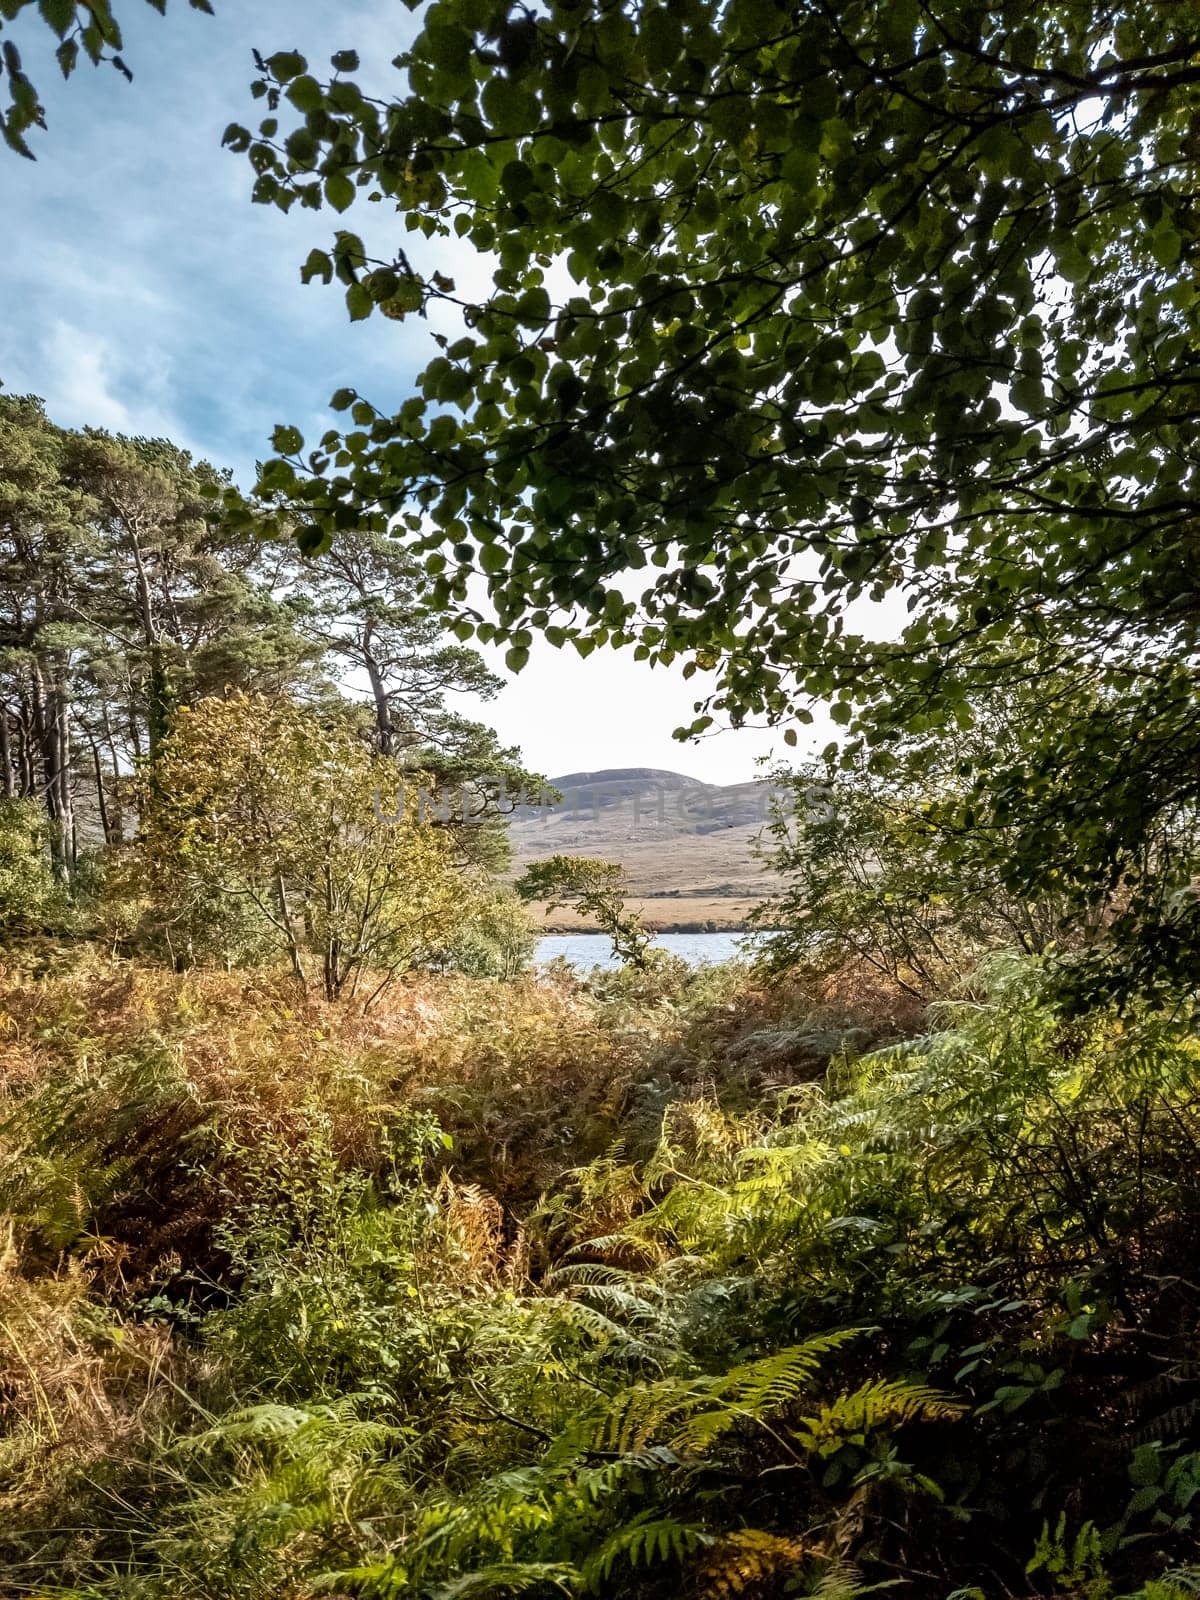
[508,768,782,930]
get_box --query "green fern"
[793,1379,964,1455]
[571,1329,863,1456]
[430,1561,583,1597]
[711,1332,863,1412]
[580,1515,713,1587]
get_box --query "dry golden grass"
[0,1256,192,1539]
[0,952,671,1223]
[533,894,771,932]
[510,816,782,907]
[0,947,925,1280]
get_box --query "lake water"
[536,931,759,971]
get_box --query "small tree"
[137,692,469,1000]
[0,798,62,933]
[757,723,1102,1001]
[438,886,538,980]
[517,855,653,970]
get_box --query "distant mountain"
[516,767,774,835]
[508,768,782,931]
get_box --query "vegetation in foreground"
[0,945,1198,1600]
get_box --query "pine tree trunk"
[16,696,35,797]
[89,736,112,843]
[101,704,124,837]
[364,648,394,757]
[128,527,171,759]
[56,676,75,871]
[0,704,13,801]
[29,661,68,878]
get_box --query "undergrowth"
[0,950,1197,1598]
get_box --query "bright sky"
[0,0,833,784]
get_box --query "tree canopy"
[216,0,1200,997]
[0,396,536,886]
[138,692,469,999]
[755,683,1120,1001]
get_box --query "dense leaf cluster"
[225,3,1196,697]
[219,0,1200,992]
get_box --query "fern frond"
[794,1379,964,1455]
[547,1296,670,1366]
[712,1331,863,1412]
[690,1528,810,1597]
[312,1556,408,1596]
[809,1555,868,1598]
[177,1402,317,1447]
[566,1281,671,1330]
[583,1372,708,1454]
[580,1515,713,1588]
[580,1331,863,1456]
[429,1561,582,1597]
[572,1445,681,1503]
[545,1262,621,1288]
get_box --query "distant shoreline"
[536,905,766,936]
[539,922,756,935]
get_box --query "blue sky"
[2,1,420,471]
[1,1,801,783]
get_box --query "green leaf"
[267,50,306,81]
[501,158,534,198]
[301,248,333,285]
[1150,222,1181,270]
[324,172,355,212]
[481,75,537,135]
[346,282,372,321]
[271,425,304,455]
[37,0,74,38]
[460,151,499,203]
[781,147,818,194]
[286,75,323,114]
[295,521,332,555]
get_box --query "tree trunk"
[322,859,343,1000]
[89,735,112,844]
[101,704,124,838]
[0,704,13,801]
[364,647,394,757]
[15,696,35,797]
[128,525,171,759]
[56,675,75,871]
[272,863,308,992]
[29,660,69,878]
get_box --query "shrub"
[0,798,63,933]
[436,886,538,978]
[3,951,1198,1598]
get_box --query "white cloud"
[38,322,137,433]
